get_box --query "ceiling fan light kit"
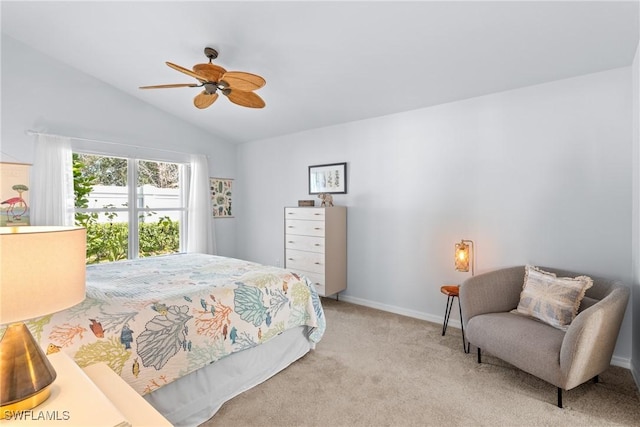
[140,47,265,109]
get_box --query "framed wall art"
[210,177,233,218]
[0,162,31,226]
[308,162,347,194]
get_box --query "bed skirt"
[144,325,313,427]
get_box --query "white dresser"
[284,206,347,297]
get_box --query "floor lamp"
[453,239,474,354]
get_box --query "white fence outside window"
[87,185,182,223]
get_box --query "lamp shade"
[454,239,474,276]
[0,226,86,324]
[455,241,469,272]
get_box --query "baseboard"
[336,294,631,369]
[611,355,632,370]
[632,358,639,391]
[337,294,462,330]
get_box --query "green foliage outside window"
[73,153,99,229]
[138,217,180,257]
[73,154,180,264]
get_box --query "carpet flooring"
[202,298,640,426]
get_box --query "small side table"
[440,285,468,353]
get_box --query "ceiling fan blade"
[193,63,227,83]
[225,89,266,108]
[221,72,266,91]
[139,83,200,89]
[194,91,219,109]
[166,62,207,82]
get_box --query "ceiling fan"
[140,47,266,109]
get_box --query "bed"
[24,253,326,426]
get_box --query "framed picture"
[210,178,233,218]
[0,162,31,226]
[308,162,347,194]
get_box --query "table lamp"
[455,239,475,276]
[0,226,86,414]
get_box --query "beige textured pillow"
[515,265,593,330]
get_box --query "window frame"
[72,146,190,260]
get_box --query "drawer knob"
[288,241,295,243]
[288,258,294,261]
[314,227,322,230]
[315,262,321,265]
[314,244,321,246]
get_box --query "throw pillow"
[515,265,593,330]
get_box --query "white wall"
[237,67,634,364]
[632,40,640,387]
[1,35,238,257]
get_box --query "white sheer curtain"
[187,154,216,254]
[31,134,75,226]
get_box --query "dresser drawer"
[285,234,325,253]
[285,219,325,237]
[285,208,325,221]
[285,249,325,274]
[289,269,326,296]
[313,283,326,296]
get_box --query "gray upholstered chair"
[459,266,630,408]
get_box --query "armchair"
[459,266,629,407]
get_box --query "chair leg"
[557,388,563,408]
[477,348,481,364]
[442,296,454,336]
[457,296,469,353]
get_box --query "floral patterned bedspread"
[24,254,326,395]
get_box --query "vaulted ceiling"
[2,1,638,144]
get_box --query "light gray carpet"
[202,298,640,426]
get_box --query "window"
[73,153,187,264]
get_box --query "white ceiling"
[2,1,638,144]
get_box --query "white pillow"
[515,265,593,330]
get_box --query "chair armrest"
[560,284,630,390]
[459,266,525,327]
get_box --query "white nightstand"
[83,363,171,427]
[1,352,171,427]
